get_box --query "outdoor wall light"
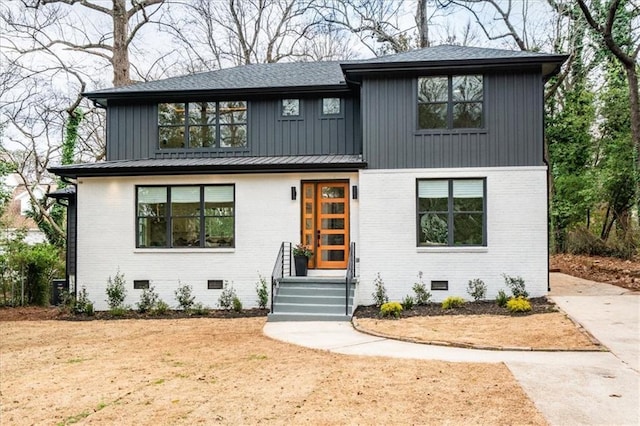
[291,186,297,200]
[352,185,358,200]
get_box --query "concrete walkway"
[263,273,640,425]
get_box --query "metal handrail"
[345,242,356,315]
[271,242,292,313]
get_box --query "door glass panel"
[305,186,313,198]
[321,234,344,245]
[321,218,344,229]
[321,202,345,214]
[321,250,345,261]
[305,234,313,246]
[321,187,345,198]
[305,218,313,230]
[305,202,313,214]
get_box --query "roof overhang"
[46,186,76,199]
[48,155,367,179]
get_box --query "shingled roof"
[83,45,567,103]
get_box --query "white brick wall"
[356,167,548,305]
[77,172,358,311]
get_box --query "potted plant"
[293,243,313,276]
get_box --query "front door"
[301,181,349,269]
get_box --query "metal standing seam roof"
[49,155,367,178]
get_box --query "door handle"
[317,230,321,247]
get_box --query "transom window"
[158,102,247,149]
[137,185,235,248]
[322,98,341,115]
[417,179,485,246]
[282,99,300,116]
[417,75,483,129]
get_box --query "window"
[137,185,235,248]
[158,102,247,149]
[417,179,485,246]
[417,75,483,129]
[322,98,341,115]
[282,99,300,117]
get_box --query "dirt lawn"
[0,317,546,425]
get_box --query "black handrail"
[345,242,356,315]
[271,242,292,313]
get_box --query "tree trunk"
[112,0,131,87]
[625,65,640,174]
[416,0,429,48]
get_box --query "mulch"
[353,297,557,319]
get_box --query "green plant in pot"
[293,243,313,276]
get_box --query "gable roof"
[84,45,567,105]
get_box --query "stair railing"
[271,242,292,313]
[345,242,356,315]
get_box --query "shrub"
[371,273,388,307]
[218,281,237,310]
[502,274,528,298]
[413,272,432,305]
[566,226,637,260]
[175,282,195,311]
[442,296,465,309]
[109,307,128,317]
[466,278,487,301]
[137,286,160,313]
[506,296,532,313]
[74,286,94,316]
[495,289,508,308]
[191,302,208,316]
[105,269,127,310]
[152,300,169,315]
[401,295,415,310]
[232,296,243,312]
[380,301,403,318]
[256,274,269,309]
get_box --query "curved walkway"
[264,273,639,425]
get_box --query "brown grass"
[1,318,546,425]
[355,313,600,350]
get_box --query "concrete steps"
[268,277,355,322]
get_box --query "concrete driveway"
[264,273,640,425]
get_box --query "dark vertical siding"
[106,97,361,160]
[362,72,544,169]
[66,196,77,276]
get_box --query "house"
[1,174,50,246]
[49,45,567,318]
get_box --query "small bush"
[566,226,637,260]
[503,274,528,298]
[256,274,268,309]
[380,301,403,318]
[85,302,94,316]
[413,272,432,305]
[466,278,487,301]
[442,296,465,309]
[506,296,532,313]
[218,281,237,310]
[371,273,388,307]
[152,300,169,315]
[105,269,127,310]
[495,289,508,308]
[191,302,208,316]
[109,306,128,317]
[174,282,195,311]
[74,286,94,316]
[232,296,243,312]
[137,286,160,313]
[401,295,415,310]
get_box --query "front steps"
[268,277,356,322]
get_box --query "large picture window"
[158,102,247,149]
[417,75,483,129]
[137,185,235,248]
[417,179,485,247]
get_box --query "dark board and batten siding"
[361,72,544,169]
[106,97,361,161]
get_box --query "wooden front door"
[301,181,350,269]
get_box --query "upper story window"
[417,75,483,129]
[417,179,485,247]
[282,99,300,117]
[158,101,247,150]
[322,98,341,115]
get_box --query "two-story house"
[50,45,566,319]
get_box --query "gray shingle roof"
[49,155,366,178]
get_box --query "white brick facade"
[76,172,358,311]
[356,166,548,305]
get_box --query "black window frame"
[136,184,236,249]
[157,101,248,150]
[417,75,484,130]
[416,178,487,247]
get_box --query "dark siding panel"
[362,72,544,169]
[66,198,77,275]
